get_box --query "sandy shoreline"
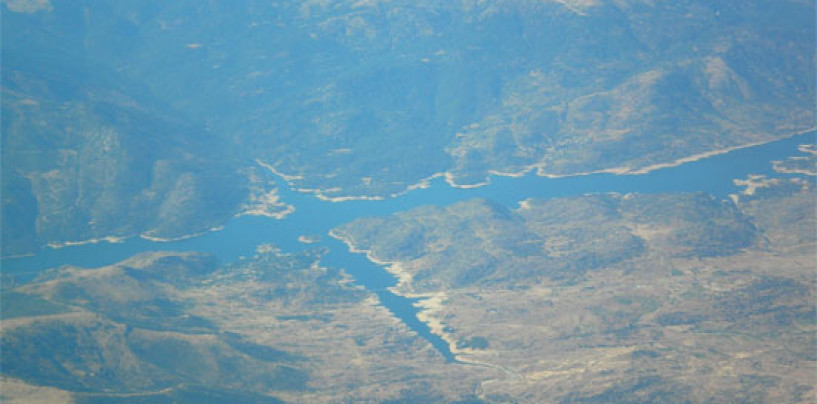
[330,228,477,362]
[332,226,520,368]
[235,203,295,219]
[772,165,817,177]
[139,225,226,243]
[261,129,815,203]
[23,130,812,261]
[46,235,128,249]
[328,229,415,290]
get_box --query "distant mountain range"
[3,0,815,252]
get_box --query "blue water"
[2,132,813,362]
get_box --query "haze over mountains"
[3,0,814,254]
[1,0,815,402]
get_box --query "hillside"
[3,0,814,252]
[335,170,816,402]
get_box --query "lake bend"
[2,131,814,362]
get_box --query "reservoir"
[2,132,813,361]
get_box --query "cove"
[2,132,813,362]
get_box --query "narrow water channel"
[2,132,812,361]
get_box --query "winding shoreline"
[9,129,811,265]
[260,129,815,203]
[330,228,475,363]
